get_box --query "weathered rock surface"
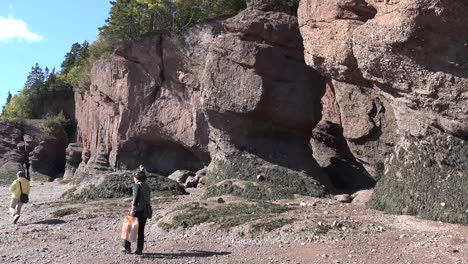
[203,1,329,199]
[73,0,330,198]
[299,0,468,223]
[74,32,209,176]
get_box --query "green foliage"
[61,39,111,91]
[1,91,12,116]
[42,112,69,135]
[60,42,90,74]
[2,63,74,119]
[3,89,33,119]
[99,0,246,46]
[24,63,45,89]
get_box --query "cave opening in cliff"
[310,78,376,193]
[118,138,206,176]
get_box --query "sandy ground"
[0,181,467,264]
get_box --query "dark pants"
[124,214,147,251]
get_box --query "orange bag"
[121,216,139,242]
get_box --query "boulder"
[168,170,195,184]
[351,189,373,206]
[369,129,468,225]
[334,194,352,203]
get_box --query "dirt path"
[0,182,467,264]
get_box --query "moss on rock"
[205,154,326,200]
[159,201,292,230]
[63,171,187,200]
[369,129,468,225]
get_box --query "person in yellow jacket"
[9,171,30,224]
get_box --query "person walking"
[9,171,30,224]
[122,170,152,255]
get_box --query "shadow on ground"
[30,219,67,225]
[142,250,231,259]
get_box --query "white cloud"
[0,17,43,42]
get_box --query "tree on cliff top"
[2,61,74,120]
[99,0,246,45]
[60,41,90,75]
[24,63,45,90]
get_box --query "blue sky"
[0,0,111,108]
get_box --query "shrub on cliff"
[42,112,69,137]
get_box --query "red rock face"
[300,0,468,179]
[75,34,208,175]
[73,1,329,199]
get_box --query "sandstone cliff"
[299,0,468,224]
[72,0,329,199]
[67,0,468,224]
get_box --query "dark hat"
[134,170,147,180]
[17,171,25,177]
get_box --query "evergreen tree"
[1,91,12,116]
[44,67,50,81]
[24,63,45,89]
[61,43,83,74]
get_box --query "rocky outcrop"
[203,1,329,199]
[29,136,68,178]
[38,94,75,121]
[0,120,68,182]
[0,121,25,184]
[73,0,329,199]
[299,0,468,223]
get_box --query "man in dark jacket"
[122,170,152,255]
